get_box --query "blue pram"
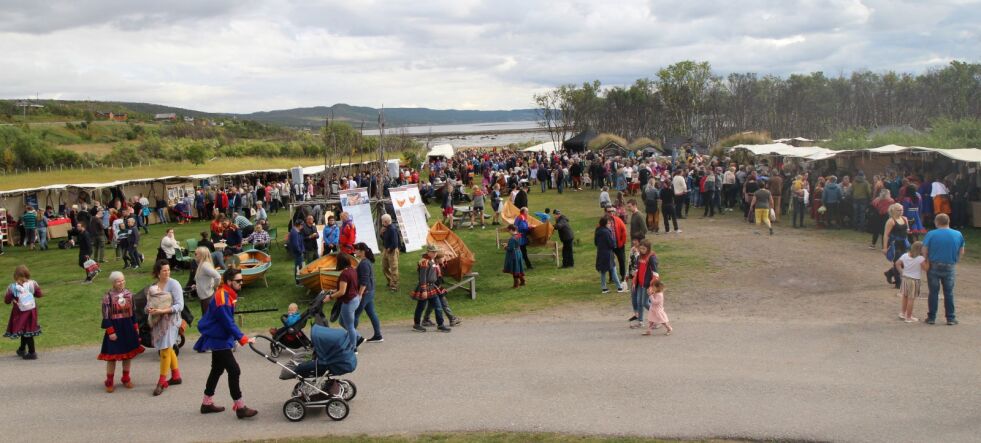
[250,324,358,422]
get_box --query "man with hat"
[554,210,574,268]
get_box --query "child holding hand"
[643,280,672,336]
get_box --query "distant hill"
[0,99,538,128]
[243,103,539,128]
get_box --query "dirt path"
[1,216,977,443]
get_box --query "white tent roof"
[522,141,560,154]
[729,143,841,161]
[426,144,455,159]
[842,145,981,164]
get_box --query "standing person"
[822,176,843,228]
[642,280,673,336]
[194,269,258,418]
[441,182,455,229]
[629,240,658,329]
[851,173,871,230]
[410,245,450,333]
[90,209,107,263]
[514,184,529,209]
[490,184,502,225]
[321,215,339,256]
[554,210,575,268]
[121,218,142,270]
[628,200,647,241]
[22,206,38,250]
[594,217,624,294]
[750,180,774,236]
[70,220,99,283]
[287,221,305,283]
[352,243,383,343]
[324,253,363,348]
[194,247,221,316]
[896,242,927,323]
[145,260,184,396]
[882,203,910,289]
[470,185,486,229]
[768,171,783,222]
[380,214,400,291]
[515,207,533,270]
[922,214,965,325]
[791,175,808,228]
[98,272,144,392]
[870,189,895,248]
[672,170,688,220]
[598,186,612,209]
[503,224,526,288]
[607,207,628,279]
[5,265,42,360]
[643,179,660,233]
[301,215,319,264]
[660,178,679,233]
[338,211,357,255]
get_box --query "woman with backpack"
[5,265,42,360]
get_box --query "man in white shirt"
[930,177,951,216]
[671,170,688,220]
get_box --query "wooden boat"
[499,200,555,246]
[427,221,475,281]
[219,250,272,287]
[296,254,359,293]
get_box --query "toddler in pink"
[643,280,673,336]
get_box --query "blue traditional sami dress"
[902,195,926,235]
[503,234,525,275]
[98,289,145,361]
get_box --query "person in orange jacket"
[339,211,357,255]
[607,207,628,281]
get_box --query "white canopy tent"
[522,141,560,155]
[426,143,455,159]
[728,143,842,161]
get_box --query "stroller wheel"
[283,398,306,422]
[325,398,349,421]
[340,379,357,401]
[270,343,282,358]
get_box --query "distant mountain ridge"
[1,99,538,128]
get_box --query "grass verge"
[0,189,708,352]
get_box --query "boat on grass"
[297,254,359,293]
[500,200,555,246]
[427,221,475,281]
[219,250,272,287]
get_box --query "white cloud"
[0,0,977,112]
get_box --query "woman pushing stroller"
[194,268,258,419]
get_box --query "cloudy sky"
[1,0,978,113]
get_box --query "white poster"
[389,185,429,252]
[339,188,380,253]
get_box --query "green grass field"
[0,189,709,352]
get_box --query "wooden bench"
[444,272,479,300]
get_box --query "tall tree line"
[535,60,981,145]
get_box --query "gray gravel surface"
[1,311,979,443]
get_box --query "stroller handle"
[248,335,279,363]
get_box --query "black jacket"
[514,190,528,209]
[556,215,574,243]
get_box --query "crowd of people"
[0,143,973,424]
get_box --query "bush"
[715,131,771,148]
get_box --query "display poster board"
[339,188,379,253]
[389,185,429,252]
[166,184,195,205]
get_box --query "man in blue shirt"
[821,176,843,229]
[287,221,305,284]
[922,214,966,325]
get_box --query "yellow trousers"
[755,208,772,228]
[158,347,179,376]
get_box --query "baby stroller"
[250,324,358,422]
[133,285,195,354]
[268,295,327,358]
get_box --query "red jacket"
[339,221,357,254]
[611,215,627,248]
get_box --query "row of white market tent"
[425,141,561,160]
[728,142,981,165]
[0,159,399,222]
